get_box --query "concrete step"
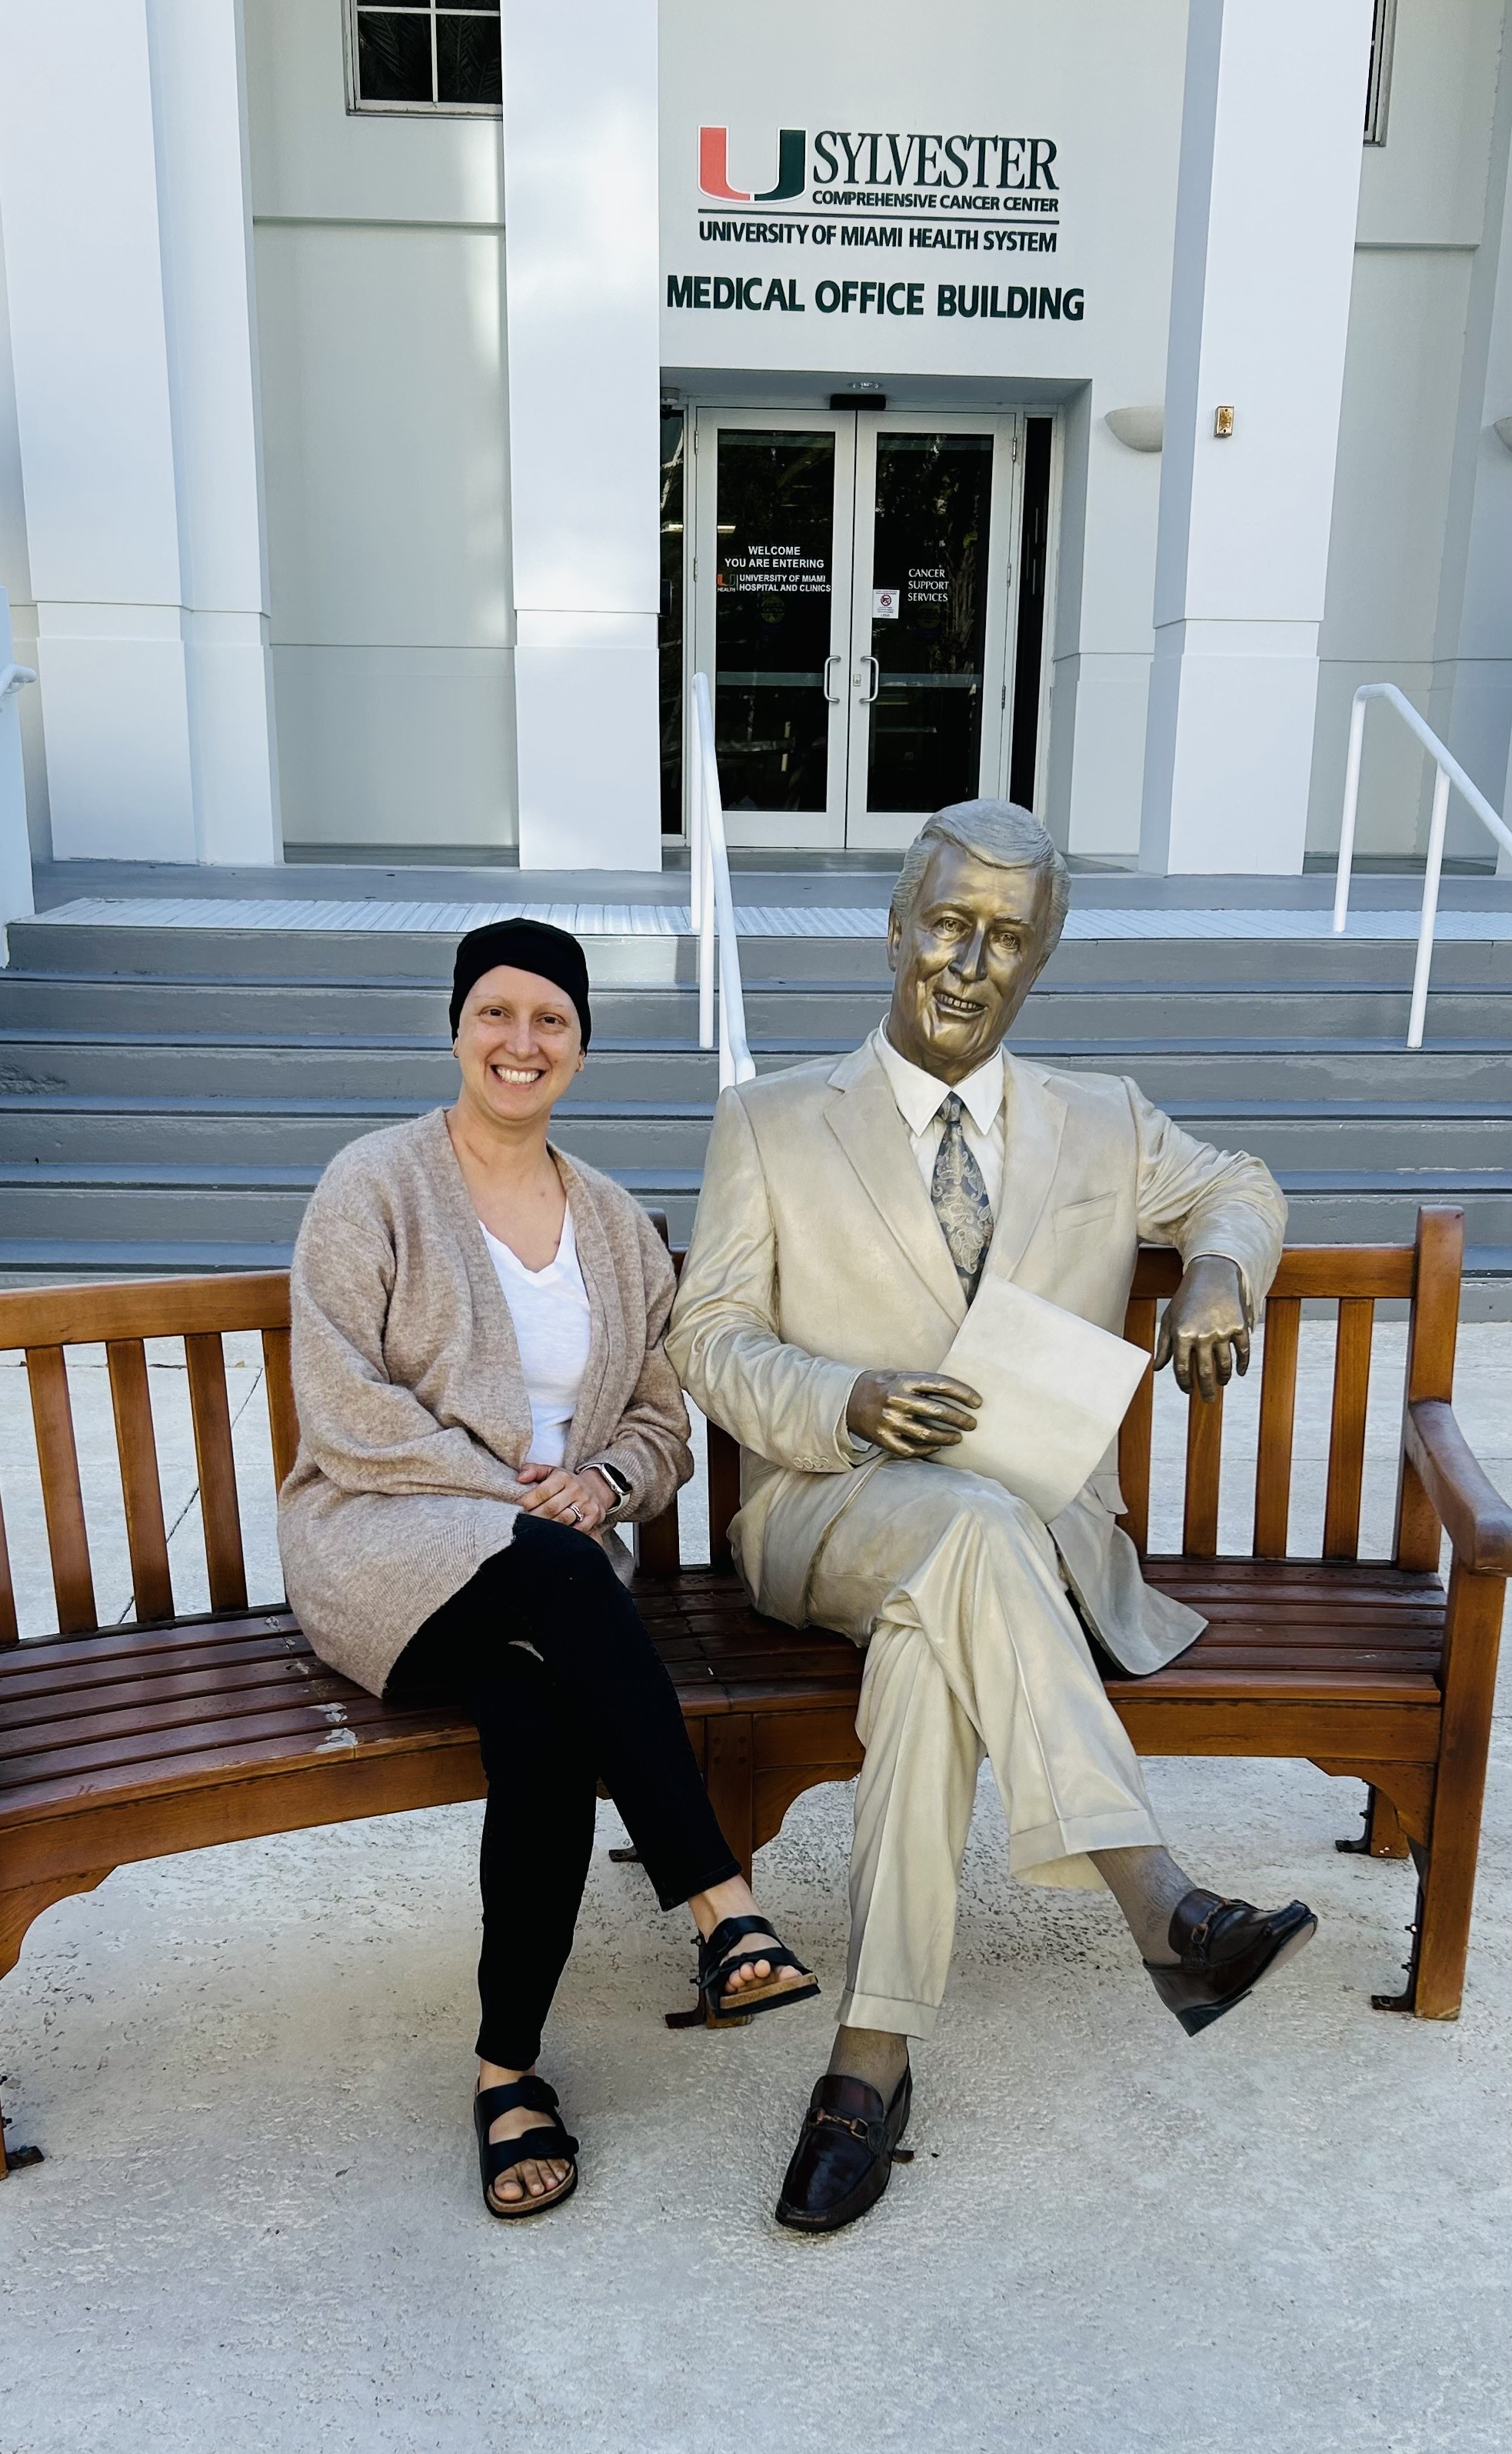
[2,1025,1509,1108]
[11,912,1510,987]
[7,919,880,988]
[0,937,1502,1035]
[0,1165,1505,1265]
[0,976,1502,1075]
[0,1093,1507,1175]
[0,1168,704,1247]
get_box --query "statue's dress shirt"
[871,1027,1005,1218]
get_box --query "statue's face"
[886,842,1054,1083]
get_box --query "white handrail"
[1334,681,1512,1050]
[689,672,754,1091]
[0,626,38,941]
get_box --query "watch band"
[594,1460,633,1514]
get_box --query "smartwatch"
[594,1460,633,1516]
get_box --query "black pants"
[385,1515,740,2069]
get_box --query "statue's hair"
[889,799,1071,955]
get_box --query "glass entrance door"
[691,408,1024,849]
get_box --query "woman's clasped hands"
[516,1461,614,1532]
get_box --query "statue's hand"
[1154,1255,1250,1403]
[846,1369,981,1459]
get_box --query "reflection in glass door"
[694,415,854,845]
[848,418,1017,845]
[860,435,994,814]
[689,408,1031,849]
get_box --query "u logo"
[698,128,807,205]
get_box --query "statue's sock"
[828,2022,910,2099]
[1091,1843,1197,1965]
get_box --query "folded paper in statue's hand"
[938,1276,1151,1522]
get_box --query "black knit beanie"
[448,919,592,1047]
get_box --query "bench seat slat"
[0,1692,475,1794]
[0,1632,309,1705]
[1103,1669,1439,1702]
[0,1665,360,1749]
[0,1711,482,1825]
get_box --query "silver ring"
[566,1504,581,1524]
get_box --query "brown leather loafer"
[1145,1889,1317,2036]
[774,2067,913,2233]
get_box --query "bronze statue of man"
[669,799,1316,2234]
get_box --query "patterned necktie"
[930,1092,994,1302]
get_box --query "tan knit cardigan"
[278,1108,692,1697]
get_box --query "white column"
[1139,0,1374,876]
[1427,35,1512,863]
[152,0,281,865]
[0,585,36,929]
[502,0,662,872]
[0,0,278,866]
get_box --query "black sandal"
[472,2077,578,2219]
[692,1914,821,2029]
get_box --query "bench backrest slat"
[261,1327,301,1492]
[0,1482,17,1645]
[1253,1293,1301,1557]
[106,1339,175,1622]
[1396,1206,1464,1569]
[1323,1297,1375,1559]
[185,1333,248,1613]
[25,1345,98,1635]
[708,1420,741,1573]
[1115,1295,1158,1552]
[1182,1379,1224,1556]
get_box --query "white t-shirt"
[479,1203,592,1468]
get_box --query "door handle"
[860,657,880,705]
[823,653,843,704]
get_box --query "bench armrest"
[1405,1400,1512,1575]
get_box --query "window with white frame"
[1364,0,1397,145]
[345,2,501,114]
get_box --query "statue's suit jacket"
[668,1039,1287,1675]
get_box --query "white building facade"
[1,0,1510,879]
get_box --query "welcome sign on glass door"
[694,408,1021,848]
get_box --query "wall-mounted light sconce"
[1214,405,1235,438]
[1104,406,1164,452]
[1493,415,1512,452]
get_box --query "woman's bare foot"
[477,2060,572,2208]
[688,1875,804,2006]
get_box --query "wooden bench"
[1,1205,1507,2172]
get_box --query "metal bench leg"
[1337,1784,1412,1859]
[0,1872,114,2173]
[1393,1561,1504,2020]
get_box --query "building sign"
[669,116,1074,325]
[698,125,1061,233]
[660,0,1184,378]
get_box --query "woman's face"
[454,964,584,1129]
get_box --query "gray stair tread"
[4,909,1507,1280]
[0,1089,1507,1128]
[5,1021,1502,1050]
[0,1157,1503,1192]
